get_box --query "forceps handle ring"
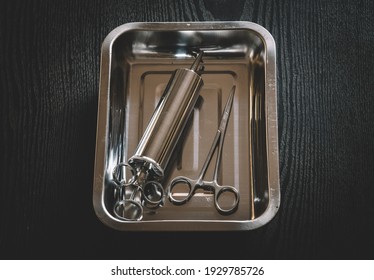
[168,176,239,214]
[168,176,198,205]
[112,162,137,187]
[213,185,240,215]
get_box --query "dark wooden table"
[1,0,374,259]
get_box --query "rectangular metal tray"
[93,21,280,231]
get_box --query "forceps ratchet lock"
[168,86,240,214]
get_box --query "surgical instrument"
[168,86,239,214]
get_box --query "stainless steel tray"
[93,21,280,231]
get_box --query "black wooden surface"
[1,0,374,259]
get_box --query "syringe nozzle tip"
[190,50,204,71]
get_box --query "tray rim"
[93,21,280,231]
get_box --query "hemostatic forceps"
[168,86,239,214]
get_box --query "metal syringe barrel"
[128,52,204,181]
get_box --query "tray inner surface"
[104,28,269,224]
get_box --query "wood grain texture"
[1,0,374,259]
